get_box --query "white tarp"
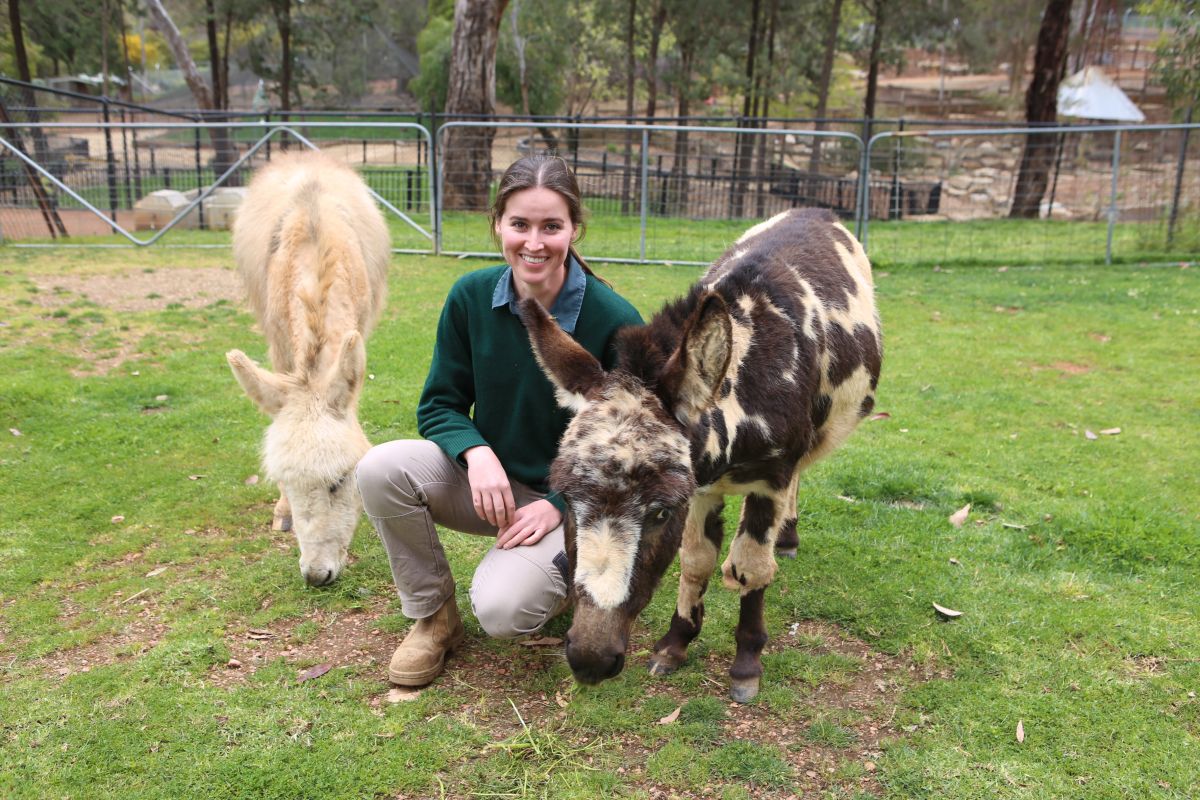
[1058,66,1146,122]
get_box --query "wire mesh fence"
[862,124,1199,266]
[0,121,435,250]
[0,99,1195,268]
[436,121,867,263]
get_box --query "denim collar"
[491,254,587,334]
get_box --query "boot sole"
[388,629,465,687]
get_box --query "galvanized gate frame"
[0,121,436,250]
[861,122,1200,264]
[436,120,866,265]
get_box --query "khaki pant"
[356,439,568,639]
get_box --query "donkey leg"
[272,483,293,532]
[774,470,802,559]
[649,493,724,677]
[730,588,768,703]
[722,491,789,701]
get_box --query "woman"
[356,155,643,687]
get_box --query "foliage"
[1141,0,1200,116]
[408,12,453,113]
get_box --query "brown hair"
[490,155,607,283]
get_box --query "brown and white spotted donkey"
[519,208,882,702]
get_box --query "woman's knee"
[355,440,435,515]
[469,566,563,639]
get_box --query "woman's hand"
[497,499,563,549]
[463,446,516,528]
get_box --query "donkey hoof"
[729,677,760,704]
[272,515,293,532]
[648,653,682,677]
[774,547,797,559]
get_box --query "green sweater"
[417,264,643,511]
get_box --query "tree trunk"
[730,0,762,219]
[621,0,637,214]
[222,9,234,110]
[808,0,844,175]
[754,0,778,218]
[646,0,667,118]
[1010,0,1074,218]
[6,0,50,165]
[669,42,694,217]
[442,0,510,211]
[145,0,240,186]
[863,0,888,143]
[270,0,294,113]
[205,0,224,110]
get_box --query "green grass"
[1,242,1198,798]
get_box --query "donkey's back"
[232,150,390,376]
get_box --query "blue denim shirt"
[490,254,587,334]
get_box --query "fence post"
[194,126,207,230]
[1167,109,1193,246]
[1106,129,1121,265]
[855,134,871,246]
[640,128,649,262]
[102,100,119,233]
[120,108,133,209]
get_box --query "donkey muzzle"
[564,627,628,684]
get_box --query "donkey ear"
[518,297,605,412]
[227,350,291,416]
[322,331,366,412]
[660,292,732,423]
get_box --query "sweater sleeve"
[416,285,490,462]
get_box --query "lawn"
[0,241,1198,799]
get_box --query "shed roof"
[1057,66,1146,122]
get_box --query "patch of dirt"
[204,604,938,799]
[30,267,243,313]
[1031,361,1093,376]
[18,572,936,799]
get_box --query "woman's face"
[496,186,576,302]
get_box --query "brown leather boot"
[388,596,465,686]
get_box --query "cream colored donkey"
[226,150,390,586]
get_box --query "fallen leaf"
[869,412,891,421]
[836,495,858,503]
[554,691,570,708]
[111,515,125,524]
[145,566,168,578]
[226,658,242,669]
[9,428,21,437]
[1089,333,1111,343]
[155,394,169,403]
[297,663,332,683]
[386,687,421,703]
[658,706,682,725]
[949,558,961,566]
[1001,522,1027,530]
[1016,720,1025,743]
[998,266,1009,272]
[949,504,971,528]
[1084,430,1098,440]
[246,629,274,640]
[518,636,563,647]
[865,761,877,772]
[244,474,260,485]
[1100,427,1121,436]
[188,474,206,481]
[933,602,963,620]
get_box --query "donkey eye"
[647,506,672,525]
[328,473,349,494]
